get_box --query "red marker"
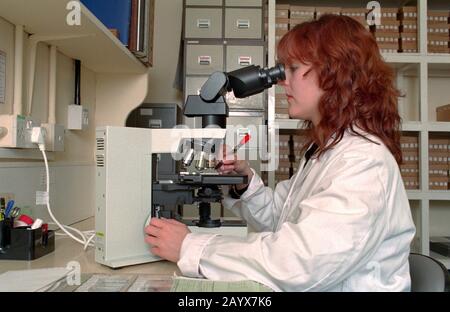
[215,134,251,169]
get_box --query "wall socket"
[0,114,39,148]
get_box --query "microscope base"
[188,224,248,237]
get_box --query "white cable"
[38,142,95,249]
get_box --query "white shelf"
[406,190,423,200]
[407,191,450,201]
[426,191,450,201]
[382,53,423,66]
[427,55,450,64]
[427,122,450,132]
[0,0,147,74]
[430,251,450,270]
[0,148,54,160]
[271,119,305,130]
[267,0,450,256]
[402,122,423,132]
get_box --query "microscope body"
[95,64,285,268]
[95,126,247,268]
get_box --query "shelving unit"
[0,0,148,74]
[267,0,450,267]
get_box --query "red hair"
[277,14,402,164]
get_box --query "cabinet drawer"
[185,8,223,38]
[186,0,222,6]
[225,0,262,7]
[226,114,265,177]
[226,45,264,72]
[185,76,208,101]
[186,44,224,75]
[225,8,262,39]
[226,90,265,110]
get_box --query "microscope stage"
[178,173,248,185]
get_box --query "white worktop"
[0,218,179,275]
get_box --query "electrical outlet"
[0,114,39,148]
[41,123,65,151]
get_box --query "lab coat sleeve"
[178,152,390,291]
[222,168,292,232]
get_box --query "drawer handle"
[197,19,211,29]
[198,55,212,65]
[237,19,250,29]
[238,56,252,66]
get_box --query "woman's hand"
[144,218,191,263]
[216,145,254,189]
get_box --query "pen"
[215,134,251,170]
[5,200,15,218]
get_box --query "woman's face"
[279,61,324,125]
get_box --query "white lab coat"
[177,129,416,291]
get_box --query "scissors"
[4,200,15,218]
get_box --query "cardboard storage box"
[436,104,450,121]
[289,6,315,19]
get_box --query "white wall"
[0,15,97,225]
[0,17,14,114]
[0,0,184,225]
[145,0,183,106]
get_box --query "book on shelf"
[128,0,155,67]
[81,0,132,46]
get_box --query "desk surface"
[0,218,179,275]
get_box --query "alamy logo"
[66,1,81,26]
[366,1,381,26]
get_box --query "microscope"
[95,64,285,268]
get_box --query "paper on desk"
[75,274,137,292]
[127,274,173,292]
[0,268,71,292]
[170,276,273,292]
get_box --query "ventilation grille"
[96,155,105,167]
[96,138,105,151]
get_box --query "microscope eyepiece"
[266,63,286,84]
[227,63,286,98]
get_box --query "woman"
[145,14,416,291]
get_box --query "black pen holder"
[0,218,55,260]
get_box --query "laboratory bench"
[0,217,179,276]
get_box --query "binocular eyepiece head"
[199,63,286,102]
[226,63,286,98]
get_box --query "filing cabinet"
[225,91,264,111]
[224,112,265,218]
[185,8,223,38]
[226,45,264,72]
[225,8,263,39]
[225,0,262,7]
[185,44,224,75]
[226,113,265,154]
[186,0,222,6]
[183,0,267,115]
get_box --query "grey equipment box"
[185,44,224,75]
[185,8,223,39]
[430,237,450,257]
[225,8,262,39]
[125,103,182,179]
